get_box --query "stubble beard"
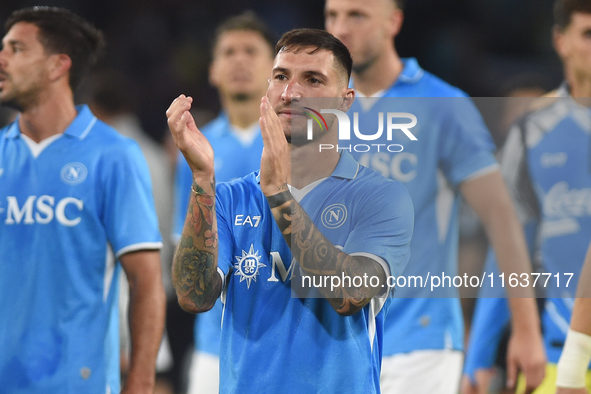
[0,77,43,112]
[230,92,253,102]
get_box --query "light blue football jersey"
[214,151,413,393]
[347,58,498,354]
[464,91,591,372]
[173,113,264,357]
[0,105,162,394]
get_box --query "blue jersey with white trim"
[214,151,413,394]
[518,96,591,363]
[173,113,264,356]
[348,58,498,354]
[0,105,162,394]
[465,90,591,371]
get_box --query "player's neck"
[569,73,591,99]
[18,89,77,143]
[353,48,403,97]
[289,131,340,189]
[222,94,262,130]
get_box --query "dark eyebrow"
[2,39,26,48]
[272,67,290,74]
[302,70,328,80]
[272,67,329,81]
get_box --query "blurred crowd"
[0,0,563,142]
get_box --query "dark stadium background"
[1,0,562,143]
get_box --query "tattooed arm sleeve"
[267,189,389,316]
[172,181,222,313]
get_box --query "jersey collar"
[4,104,97,140]
[255,150,359,184]
[332,150,360,179]
[395,58,424,85]
[348,57,424,90]
[556,82,570,98]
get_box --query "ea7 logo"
[234,215,261,227]
[3,195,83,226]
[306,109,418,141]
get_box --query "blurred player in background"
[463,0,591,393]
[0,6,165,394]
[172,11,274,394]
[325,0,546,393]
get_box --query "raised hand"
[259,95,291,196]
[166,95,215,185]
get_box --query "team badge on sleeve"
[234,245,266,289]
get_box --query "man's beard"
[352,53,377,75]
[230,92,252,102]
[288,125,327,147]
[0,93,27,112]
[0,81,41,112]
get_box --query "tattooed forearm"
[172,180,221,313]
[267,191,386,315]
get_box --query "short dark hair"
[554,0,591,30]
[5,6,105,91]
[212,11,275,56]
[393,0,405,10]
[275,28,353,84]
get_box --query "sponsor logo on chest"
[1,195,83,226]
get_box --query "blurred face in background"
[325,0,402,74]
[0,22,53,111]
[209,30,274,102]
[555,12,591,83]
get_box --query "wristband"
[266,190,292,209]
[556,328,591,388]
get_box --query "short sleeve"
[438,98,499,187]
[343,180,414,279]
[215,183,234,276]
[101,140,162,258]
[498,121,540,225]
[173,151,193,243]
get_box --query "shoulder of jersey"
[519,91,565,126]
[355,164,407,192]
[415,69,467,98]
[524,90,562,113]
[200,116,226,136]
[87,118,143,152]
[215,171,259,194]
[0,122,12,135]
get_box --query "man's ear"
[48,54,71,82]
[209,60,220,88]
[389,7,404,39]
[339,88,355,112]
[553,26,568,61]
